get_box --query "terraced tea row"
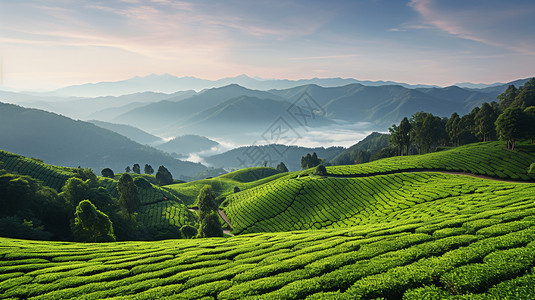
[224,172,535,234]
[326,142,535,180]
[0,150,78,191]
[1,197,534,299]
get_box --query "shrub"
[180,225,198,239]
[315,165,327,176]
[73,200,116,242]
[101,168,115,178]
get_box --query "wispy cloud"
[408,0,535,55]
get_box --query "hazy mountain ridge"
[156,135,219,156]
[0,102,206,178]
[204,144,344,171]
[88,120,163,145]
[50,74,446,97]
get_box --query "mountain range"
[0,102,205,178]
[46,74,522,97]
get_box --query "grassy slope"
[325,141,535,180]
[223,141,535,234]
[0,198,534,299]
[166,167,286,206]
[0,149,79,192]
[0,150,196,231]
[1,142,535,298]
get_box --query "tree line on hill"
[389,78,535,154]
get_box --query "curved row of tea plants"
[1,196,534,299]
[0,150,78,191]
[325,142,535,181]
[224,172,535,234]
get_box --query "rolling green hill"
[166,167,286,206]
[0,149,79,192]
[1,141,534,298]
[325,141,535,180]
[0,189,534,299]
[223,141,535,234]
[0,149,196,240]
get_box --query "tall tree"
[497,84,518,111]
[197,185,223,238]
[398,117,412,155]
[132,164,141,174]
[276,162,289,173]
[117,173,140,215]
[101,168,114,178]
[445,112,461,146]
[512,78,535,108]
[474,103,497,142]
[144,164,154,175]
[125,166,131,173]
[523,106,535,144]
[155,165,173,186]
[60,177,90,209]
[73,200,115,242]
[301,152,321,169]
[495,107,526,150]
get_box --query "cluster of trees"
[301,152,322,169]
[196,185,223,238]
[276,162,289,173]
[0,167,144,242]
[389,78,535,153]
[124,164,155,175]
[108,164,174,186]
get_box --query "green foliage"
[197,185,218,213]
[276,162,289,173]
[133,177,152,189]
[133,163,141,174]
[125,166,131,173]
[101,168,114,178]
[445,112,461,146]
[197,185,222,238]
[180,225,198,239]
[0,209,533,299]
[390,117,412,156]
[512,77,535,108]
[155,165,173,186]
[198,212,223,238]
[0,149,77,191]
[495,107,528,150]
[144,164,154,175]
[74,168,97,185]
[224,171,535,234]
[72,200,115,242]
[326,141,535,181]
[117,173,141,215]
[474,102,497,142]
[60,177,90,209]
[410,112,447,154]
[497,84,518,111]
[0,216,53,240]
[301,152,321,169]
[314,165,327,176]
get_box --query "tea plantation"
[1,141,535,299]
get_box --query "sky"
[1,0,534,91]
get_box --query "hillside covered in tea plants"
[1,139,535,299]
